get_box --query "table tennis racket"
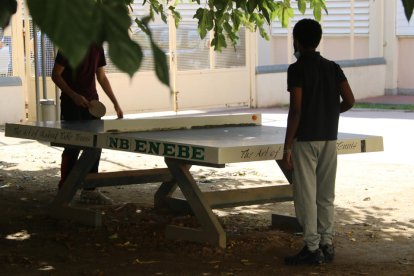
[88,100,106,118]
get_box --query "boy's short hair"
[293,19,322,49]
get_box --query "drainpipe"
[32,25,40,120]
[40,31,47,99]
[38,31,56,121]
[54,46,60,120]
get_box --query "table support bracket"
[165,158,226,248]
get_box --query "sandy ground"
[0,108,413,275]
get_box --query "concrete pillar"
[369,0,384,57]
[383,0,399,95]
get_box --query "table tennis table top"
[5,114,384,164]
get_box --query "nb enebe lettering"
[108,137,205,161]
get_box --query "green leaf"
[223,22,233,35]
[0,0,17,28]
[151,41,169,86]
[277,5,293,28]
[231,10,243,31]
[194,8,213,39]
[313,6,322,21]
[247,0,258,13]
[402,0,414,21]
[236,0,247,10]
[27,0,97,69]
[309,0,327,21]
[259,4,271,24]
[169,6,182,28]
[211,33,227,52]
[107,40,143,77]
[99,1,143,77]
[298,0,307,14]
[136,16,169,86]
[214,1,226,11]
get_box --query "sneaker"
[78,190,113,205]
[285,246,325,266]
[320,244,335,262]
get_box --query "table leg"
[274,160,302,232]
[164,158,226,248]
[154,180,178,209]
[276,160,292,184]
[49,148,103,227]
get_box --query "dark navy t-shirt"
[287,52,347,141]
[55,45,106,102]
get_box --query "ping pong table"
[5,113,383,248]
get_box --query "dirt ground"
[0,108,413,276]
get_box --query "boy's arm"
[339,80,355,113]
[51,63,89,108]
[282,87,302,170]
[96,66,123,119]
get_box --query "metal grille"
[214,28,246,69]
[105,0,171,73]
[28,20,55,77]
[176,0,246,70]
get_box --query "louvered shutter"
[272,0,369,36]
[175,0,210,70]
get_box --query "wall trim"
[0,77,22,87]
[397,88,414,95]
[256,57,386,75]
[336,57,386,68]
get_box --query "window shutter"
[272,0,369,36]
[175,0,210,70]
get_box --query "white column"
[383,0,399,95]
[369,0,384,57]
[350,0,355,59]
[249,30,258,108]
[257,24,272,66]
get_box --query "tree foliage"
[402,0,414,21]
[0,0,17,28]
[1,0,414,86]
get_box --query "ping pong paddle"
[88,100,106,118]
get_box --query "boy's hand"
[72,94,89,108]
[282,150,293,171]
[114,103,123,119]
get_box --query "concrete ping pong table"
[5,113,384,248]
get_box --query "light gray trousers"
[292,140,337,251]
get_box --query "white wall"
[0,78,25,124]
[256,71,289,107]
[397,37,414,94]
[98,71,172,117]
[255,61,386,107]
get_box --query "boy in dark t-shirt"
[52,44,123,205]
[282,19,355,265]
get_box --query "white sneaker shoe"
[78,190,113,205]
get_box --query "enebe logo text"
[107,137,205,161]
